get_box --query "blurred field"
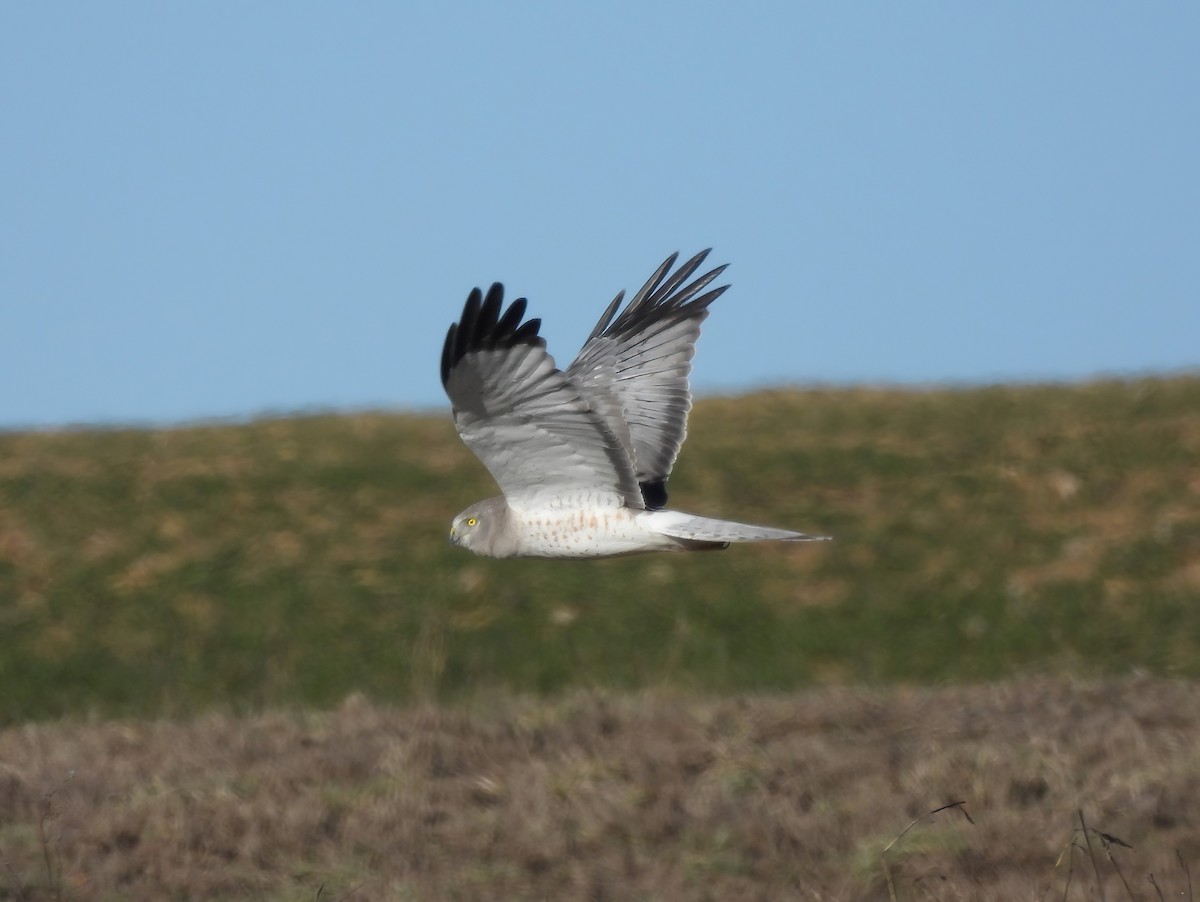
[2,377,1200,723]
[3,677,1198,900]
[3,378,1200,898]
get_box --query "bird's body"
[454,496,672,559]
[441,250,828,559]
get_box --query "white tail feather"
[647,510,831,544]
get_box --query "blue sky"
[3,3,1197,428]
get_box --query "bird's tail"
[649,510,831,545]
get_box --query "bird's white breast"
[509,501,675,559]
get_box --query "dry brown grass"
[2,677,1197,900]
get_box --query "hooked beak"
[448,526,458,545]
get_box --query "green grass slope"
[2,377,1198,722]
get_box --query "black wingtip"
[439,323,458,386]
[441,282,543,387]
[596,248,729,340]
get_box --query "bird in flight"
[441,249,829,558]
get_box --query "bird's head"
[448,497,510,557]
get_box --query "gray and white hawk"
[441,249,828,558]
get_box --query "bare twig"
[1148,872,1166,902]
[1056,839,1087,902]
[881,801,973,901]
[882,801,973,856]
[1078,809,1107,902]
[37,799,59,898]
[1099,838,1136,901]
[34,771,76,902]
[1180,849,1194,902]
[1093,830,1137,901]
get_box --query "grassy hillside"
[2,377,1198,723]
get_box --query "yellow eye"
[466,517,478,527]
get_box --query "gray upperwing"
[442,282,644,511]
[566,250,729,506]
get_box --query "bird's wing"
[565,250,729,508]
[441,283,644,512]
